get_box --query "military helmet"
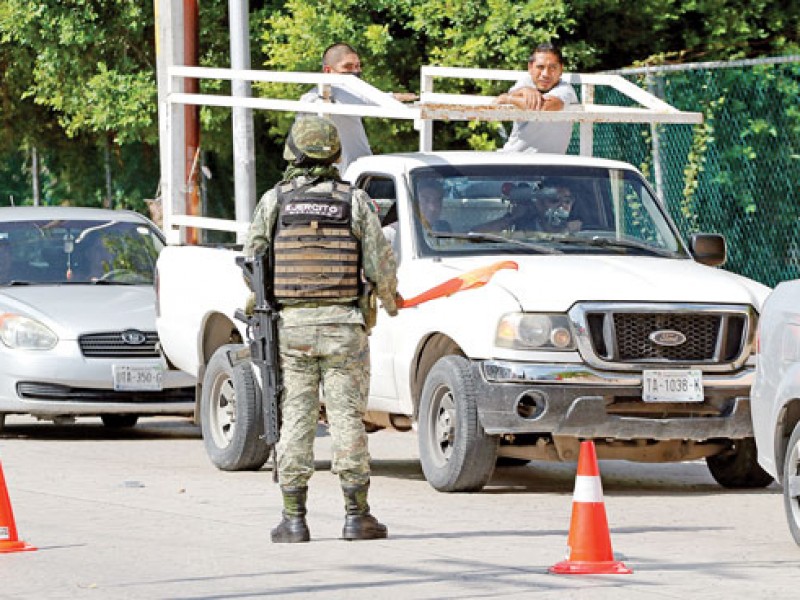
[283,116,342,165]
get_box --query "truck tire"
[418,355,498,492]
[782,421,800,546]
[706,437,773,489]
[201,344,271,471]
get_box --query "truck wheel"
[782,422,800,546]
[201,344,271,471]
[418,355,498,492]
[706,438,773,489]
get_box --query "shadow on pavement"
[0,416,200,441]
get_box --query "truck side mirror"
[690,233,726,267]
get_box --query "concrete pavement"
[0,415,798,599]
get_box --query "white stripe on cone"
[572,475,604,503]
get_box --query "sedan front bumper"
[0,342,195,416]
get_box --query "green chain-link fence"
[572,56,800,288]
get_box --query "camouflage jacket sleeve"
[243,188,279,258]
[351,189,399,316]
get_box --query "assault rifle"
[235,253,282,472]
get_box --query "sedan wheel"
[201,344,270,471]
[783,422,800,546]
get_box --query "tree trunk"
[31,146,40,206]
[104,135,113,208]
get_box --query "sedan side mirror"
[690,233,726,267]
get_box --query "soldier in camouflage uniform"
[244,115,401,543]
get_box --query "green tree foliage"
[0,0,157,209]
[1,0,156,142]
[567,0,799,69]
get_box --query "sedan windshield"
[0,219,163,285]
[407,165,688,259]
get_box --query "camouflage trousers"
[276,323,371,488]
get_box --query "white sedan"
[0,206,195,430]
[751,278,800,546]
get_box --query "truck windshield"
[408,165,688,259]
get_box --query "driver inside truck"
[475,182,581,234]
[415,178,450,233]
[383,177,450,257]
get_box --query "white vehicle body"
[155,150,773,491]
[751,278,800,545]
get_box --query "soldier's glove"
[382,293,403,317]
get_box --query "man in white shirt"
[298,43,417,173]
[497,42,578,154]
[299,43,373,173]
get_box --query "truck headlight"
[495,313,575,350]
[0,313,58,350]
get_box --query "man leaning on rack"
[496,42,578,154]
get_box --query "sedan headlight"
[495,313,576,350]
[0,313,58,350]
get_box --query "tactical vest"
[273,179,361,303]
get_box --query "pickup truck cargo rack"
[158,69,701,244]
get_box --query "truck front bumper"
[475,359,754,440]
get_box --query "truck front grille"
[617,313,718,360]
[573,303,754,371]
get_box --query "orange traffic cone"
[0,461,36,553]
[549,441,630,574]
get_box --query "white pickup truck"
[155,149,773,492]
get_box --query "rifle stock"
[235,253,281,448]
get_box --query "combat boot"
[271,486,310,543]
[341,482,388,540]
